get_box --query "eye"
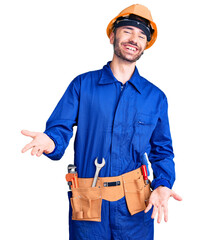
[139,35,145,39]
[124,31,131,34]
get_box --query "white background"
[0,0,202,239]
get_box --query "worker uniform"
[44,61,175,240]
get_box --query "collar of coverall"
[98,61,143,94]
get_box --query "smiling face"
[110,26,147,63]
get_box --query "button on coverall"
[44,61,176,240]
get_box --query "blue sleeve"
[43,77,80,160]
[149,95,176,190]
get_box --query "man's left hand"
[145,186,182,223]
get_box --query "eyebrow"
[123,26,134,31]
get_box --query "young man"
[22,4,182,240]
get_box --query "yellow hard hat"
[106,4,157,49]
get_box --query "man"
[21,4,182,240]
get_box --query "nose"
[128,38,138,47]
[128,32,139,45]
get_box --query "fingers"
[151,204,166,223]
[171,191,183,201]
[22,141,44,156]
[157,206,163,223]
[21,130,37,138]
[31,146,40,156]
[151,205,158,219]
[21,142,35,153]
[145,188,182,223]
[21,130,43,156]
[163,204,168,222]
[145,203,153,213]
[22,143,44,157]
[36,148,44,157]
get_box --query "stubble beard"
[113,37,144,63]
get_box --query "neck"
[110,55,136,84]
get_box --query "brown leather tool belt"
[70,167,151,222]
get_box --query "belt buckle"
[103,181,121,187]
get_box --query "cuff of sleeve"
[43,130,64,160]
[151,179,171,190]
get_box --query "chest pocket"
[134,113,158,152]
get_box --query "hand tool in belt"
[141,165,149,185]
[91,157,105,187]
[66,164,79,189]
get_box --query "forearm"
[43,77,80,160]
[150,156,175,190]
[149,96,176,190]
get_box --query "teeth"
[126,46,136,51]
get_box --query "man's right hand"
[21,130,55,157]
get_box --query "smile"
[126,46,136,51]
[123,44,138,52]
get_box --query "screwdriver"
[141,165,149,185]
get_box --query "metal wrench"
[91,157,105,187]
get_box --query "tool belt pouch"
[123,174,151,215]
[70,187,102,222]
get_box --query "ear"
[109,31,115,45]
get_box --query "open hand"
[21,130,55,157]
[145,186,182,223]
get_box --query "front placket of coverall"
[110,82,128,176]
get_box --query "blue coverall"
[44,61,176,240]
